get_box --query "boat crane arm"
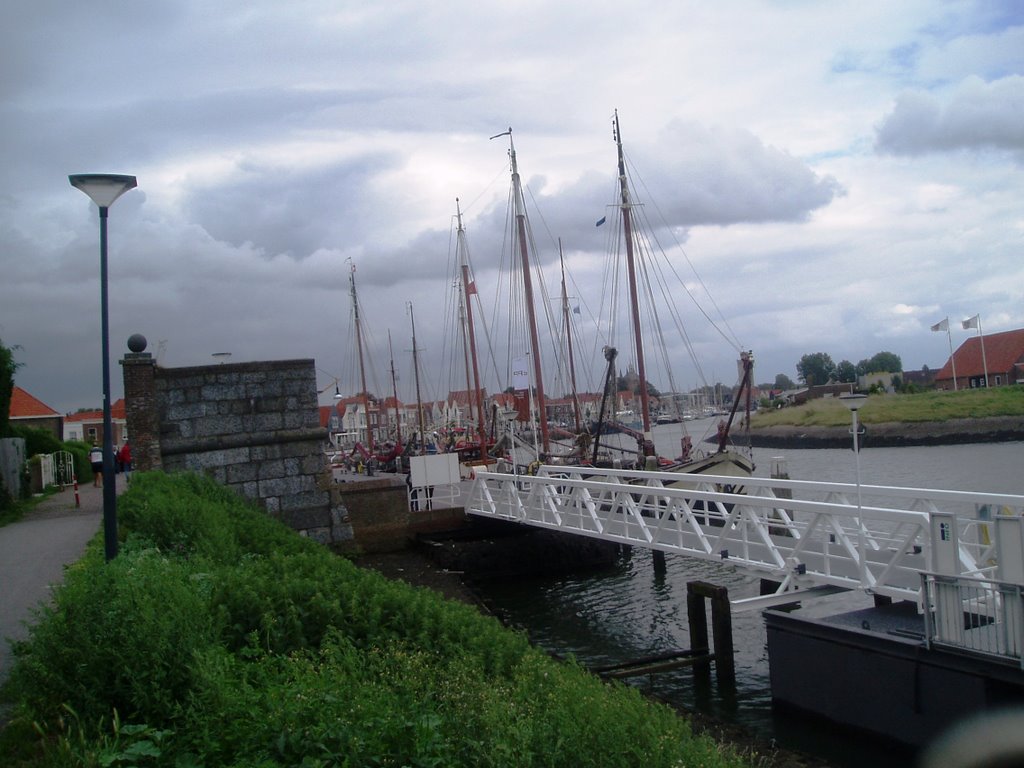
[716,351,753,454]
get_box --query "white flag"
[930,318,948,332]
[962,314,980,330]
[511,356,530,390]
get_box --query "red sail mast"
[494,127,550,454]
[456,198,488,448]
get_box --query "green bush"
[9,425,62,458]
[62,440,93,484]
[1,471,753,768]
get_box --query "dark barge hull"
[765,602,1024,749]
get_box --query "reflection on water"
[475,426,1023,767]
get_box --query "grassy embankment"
[751,386,1024,429]
[0,471,756,768]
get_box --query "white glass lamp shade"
[69,174,137,208]
[839,393,868,412]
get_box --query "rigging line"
[636,219,712,388]
[519,185,562,391]
[624,149,744,352]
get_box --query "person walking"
[118,441,132,484]
[88,443,103,487]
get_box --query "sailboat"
[591,111,755,478]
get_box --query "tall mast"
[494,127,550,454]
[456,198,487,447]
[349,261,375,452]
[387,330,402,447]
[409,302,428,456]
[614,110,652,441]
[559,239,583,433]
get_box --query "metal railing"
[467,465,1024,606]
[921,571,1024,665]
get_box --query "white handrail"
[467,465,1024,605]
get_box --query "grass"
[752,386,1024,428]
[0,471,758,767]
[0,486,61,528]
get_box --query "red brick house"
[934,328,1024,390]
[62,399,127,446]
[8,386,63,439]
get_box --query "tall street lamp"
[69,174,138,562]
[840,393,868,586]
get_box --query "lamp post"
[840,393,868,586]
[69,174,138,562]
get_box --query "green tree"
[836,359,857,383]
[796,352,836,386]
[866,351,903,373]
[0,338,21,437]
[773,373,796,390]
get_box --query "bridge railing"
[921,572,1024,666]
[467,465,1024,604]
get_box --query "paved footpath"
[0,476,125,688]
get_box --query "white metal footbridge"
[465,464,1024,647]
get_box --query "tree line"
[793,350,903,388]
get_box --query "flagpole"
[961,314,989,388]
[931,317,958,391]
[978,315,989,388]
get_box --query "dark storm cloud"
[185,153,400,259]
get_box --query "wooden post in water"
[652,549,667,574]
[686,581,735,686]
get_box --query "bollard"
[73,474,80,509]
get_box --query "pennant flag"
[595,216,606,227]
[573,305,581,315]
[962,314,980,330]
[930,318,948,332]
[466,280,477,295]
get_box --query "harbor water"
[472,419,1024,766]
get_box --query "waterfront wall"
[748,415,1024,449]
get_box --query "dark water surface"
[473,424,1024,766]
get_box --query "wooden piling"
[687,580,735,685]
[652,549,667,574]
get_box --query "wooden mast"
[494,127,550,454]
[456,198,488,448]
[409,302,427,456]
[349,261,375,452]
[613,110,652,444]
[387,330,402,448]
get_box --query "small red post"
[73,474,80,509]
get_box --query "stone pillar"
[120,336,162,472]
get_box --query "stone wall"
[123,352,349,543]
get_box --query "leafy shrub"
[9,424,62,458]
[1,471,751,768]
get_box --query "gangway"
[467,465,1024,612]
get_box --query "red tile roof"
[9,386,60,419]
[319,402,346,428]
[936,328,1024,380]
[64,399,126,422]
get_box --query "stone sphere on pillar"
[127,334,148,353]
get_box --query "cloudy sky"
[2,0,1022,414]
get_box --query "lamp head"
[839,393,868,412]
[69,174,137,208]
